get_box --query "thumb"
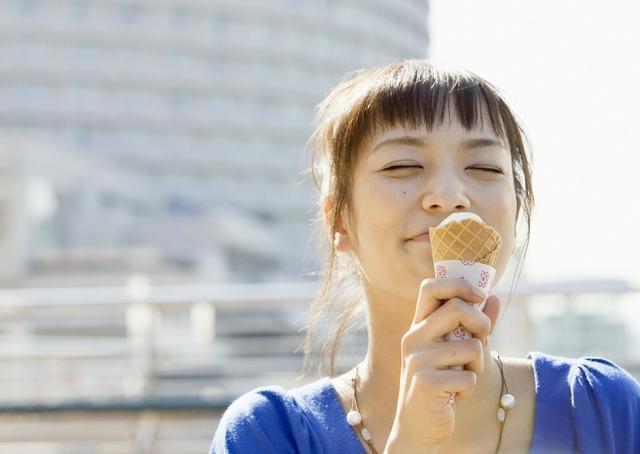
[481,293,502,336]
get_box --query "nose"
[420,168,471,212]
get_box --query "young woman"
[211,60,640,453]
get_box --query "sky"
[428,0,640,286]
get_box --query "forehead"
[367,122,507,157]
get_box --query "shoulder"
[210,384,299,454]
[210,377,343,454]
[568,355,640,428]
[527,351,640,452]
[527,350,640,400]
[570,354,640,394]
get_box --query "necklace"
[346,352,516,454]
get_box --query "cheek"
[496,228,514,267]
[492,196,518,282]
[349,180,413,270]
[496,198,517,238]
[369,178,414,202]
[355,179,413,224]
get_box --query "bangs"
[345,62,509,151]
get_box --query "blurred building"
[0,135,28,282]
[0,0,429,285]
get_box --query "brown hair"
[301,59,534,377]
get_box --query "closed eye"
[468,167,504,174]
[381,165,504,174]
[382,164,423,171]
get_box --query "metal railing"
[0,277,638,411]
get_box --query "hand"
[385,278,501,451]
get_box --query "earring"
[333,232,342,249]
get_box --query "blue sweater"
[211,351,640,453]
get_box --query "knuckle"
[403,351,418,371]
[401,331,416,353]
[472,355,485,375]
[450,298,466,317]
[401,330,427,358]
[470,337,483,354]
[414,370,437,390]
[420,278,436,290]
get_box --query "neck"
[354,288,504,443]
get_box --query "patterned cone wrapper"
[428,213,502,371]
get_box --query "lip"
[410,232,431,242]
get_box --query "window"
[165,194,202,216]
[210,15,228,36]
[116,3,140,24]
[209,60,226,75]
[170,7,188,31]
[166,93,184,112]
[68,46,97,65]
[14,0,38,17]
[70,0,89,21]
[75,128,92,146]
[66,86,100,107]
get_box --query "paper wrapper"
[434,259,496,370]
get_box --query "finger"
[405,338,484,376]
[412,369,478,402]
[442,338,484,374]
[413,297,492,343]
[412,278,485,325]
[476,294,501,346]
[482,294,501,338]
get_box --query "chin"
[405,261,435,281]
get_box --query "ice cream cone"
[428,213,503,376]
[429,213,501,266]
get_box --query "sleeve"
[210,387,310,454]
[570,356,640,454]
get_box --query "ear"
[322,196,354,253]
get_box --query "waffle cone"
[429,218,502,266]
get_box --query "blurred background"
[0,0,638,452]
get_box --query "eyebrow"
[371,136,507,153]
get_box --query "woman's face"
[342,104,517,305]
